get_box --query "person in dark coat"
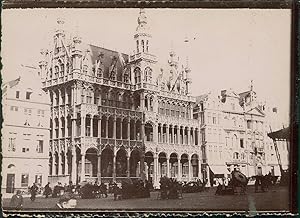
[44,182,52,198]
[10,190,23,210]
[30,183,39,202]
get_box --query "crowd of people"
[8,171,280,210]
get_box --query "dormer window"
[83,65,88,74]
[26,91,32,100]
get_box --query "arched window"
[136,40,139,53]
[144,67,152,82]
[233,117,237,126]
[55,66,59,78]
[141,40,145,52]
[134,67,141,84]
[149,97,153,111]
[60,62,64,77]
[83,65,88,74]
[97,68,103,77]
[233,152,239,159]
[146,40,149,52]
[232,134,238,148]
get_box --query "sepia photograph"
[1,3,295,215]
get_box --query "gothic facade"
[40,10,200,187]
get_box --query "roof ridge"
[88,44,129,56]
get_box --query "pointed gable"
[246,107,265,117]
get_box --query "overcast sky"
[2,8,291,123]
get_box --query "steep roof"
[195,94,209,103]
[88,44,129,79]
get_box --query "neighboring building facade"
[40,9,200,187]
[194,83,286,186]
[1,66,50,194]
[264,104,289,174]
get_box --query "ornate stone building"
[40,9,200,187]
[194,83,279,186]
[2,65,50,194]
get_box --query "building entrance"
[6,174,15,193]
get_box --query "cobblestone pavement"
[2,185,289,213]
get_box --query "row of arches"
[49,148,201,184]
[144,152,200,180]
[49,147,144,181]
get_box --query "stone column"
[187,128,190,145]
[64,152,68,175]
[113,153,116,182]
[65,87,68,105]
[71,87,75,105]
[140,94,144,110]
[52,153,55,176]
[127,120,130,140]
[140,122,145,142]
[120,119,123,139]
[177,158,181,181]
[188,156,192,181]
[113,117,116,139]
[133,121,136,140]
[176,126,180,144]
[166,125,169,144]
[171,126,175,144]
[166,157,170,178]
[140,154,145,181]
[158,124,161,143]
[81,116,85,137]
[198,158,202,181]
[97,154,101,183]
[127,155,130,178]
[180,127,183,144]
[58,150,62,175]
[71,147,77,183]
[90,117,93,137]
[105,118,108,138]
[153,153,159,188]
[64,117,68,138]
[80,153,85,182]
[206,165,211,187]
[98,117,101,138]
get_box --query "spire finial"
[250,80,253,91]
[138,8,147,25]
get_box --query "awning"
[209,165,229,175]
[267,127,290,140]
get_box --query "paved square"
[2,186,289,213]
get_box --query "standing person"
[44,182,52,198]
[30,183,39,202]
[10,190,23,210]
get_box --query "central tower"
[129,9,157,90]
